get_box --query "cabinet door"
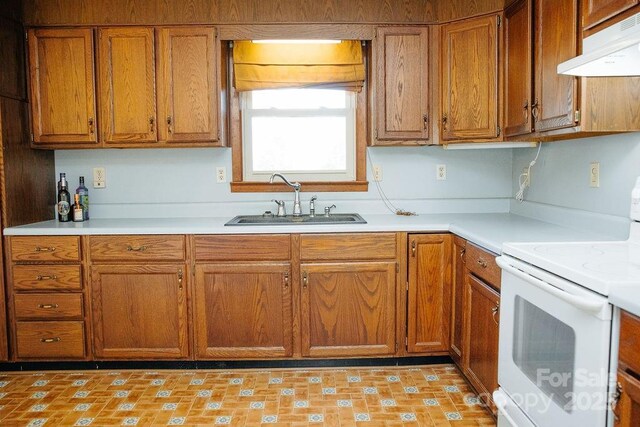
[615,369,640,426]
[450,237,466,364]
[300,262,396,357]
[91,264,188,359]
[583,0,638,29]
[463,273,500,410]
[407,234,451,354]
[441,15,500,140]
[534,0,579,132]
[194,263,292,359]
[28,29,97,145]
[504,0,533,137]
[374,27,429,144]
[157,27,219,144]
[98,27,157,144]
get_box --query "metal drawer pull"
[38,304,59,309]
[167,116,173,133]
[283,273,289,288]
[34,246,56,252]
[177,269,183,290]
[302,272,308,289]
[40,337,61,343]
[149,117,155,132]
[36,275,58,281]
[477,258,488,268]
[411,241,416,257]
[88,117,95,133]
[126,245,147,252]
[491,304,499,325]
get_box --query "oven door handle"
[497,257,607,314]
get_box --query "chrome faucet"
[269,173,302,216]
[309,195,317,218]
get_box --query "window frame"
[228,41,369,193]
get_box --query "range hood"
[558,11,640,76]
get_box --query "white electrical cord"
[516,143,542,203]
[366,149,416,216]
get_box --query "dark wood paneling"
[1,0,22,22]
[0,18,26,100]
[0,98,55,227]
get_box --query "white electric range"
[493,177,640,427]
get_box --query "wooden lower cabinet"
[450,237,466,364]
[300,261,396,357]
[463,273,500,410]
[90,264,189,359]
[616,369,640,426]
[193,263,293,359]
[406,234,452,354]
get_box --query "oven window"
[513,296,576,412]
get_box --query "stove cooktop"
[503,239,640,296]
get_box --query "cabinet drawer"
[89,235,186,261]
[194,234,290,261]
[300,233,397,260]
[15,294,83,320]
[466,244,501,289]
[15,321,85,359]
[620,310,640,374]
[12,265,82,291]
[11,236,80,262]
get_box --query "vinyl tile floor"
[0,364,496,426]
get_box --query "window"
[241,88,356,182]
[228,38,369,193]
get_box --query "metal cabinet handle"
[423,114,429,130]
[40,337,61,343]
[491,304,500,325]
[523,101,529,124]
[88,117,95,134]
[34,246,56,252]
[177,269,183,290]
[36,275,58,281]
[477,258,488,268]
[442,115,448,130]
[38,304,59,309]
[302,272,308,289]
[611,382,622,421]
[531,99,539,122]
[167,116,172,134]
[126,245,147,252]
[149,117,155,132]
[283,273,289,288]
[411,241,416,257]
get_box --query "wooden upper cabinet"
[583,0,638,29]
[504,0,533,137]
[406,234,451,354]
[157,27,219,144]
[28,28,97,145]
[534,0,579,132]
[374,26,430,144]
[98,27,157,145]
[300,261,396,358]
[441,14,500,141]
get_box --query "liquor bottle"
[76,176,89,220]
[72,194,84,222]
[57,173,71,222]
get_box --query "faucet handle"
[272,199,286,217]
[310,195,317,202]
[324,204,337,217]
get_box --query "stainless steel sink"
[225,213,367,226]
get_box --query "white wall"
[55,146,514,218]
[511,132,640,238]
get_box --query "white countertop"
[3,213,616,255]
[609,287,640,317]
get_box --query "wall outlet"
[590,162,600,188]
[372,164,383,182]
[436,164,447,181]
[93,167,106,188]
[216,166,227,183]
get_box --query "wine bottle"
[57,173,71,222]
[72,194,84,222]
[76,176,89,220]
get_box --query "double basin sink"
[225,213,367,226]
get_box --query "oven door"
[496,255,613,427]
